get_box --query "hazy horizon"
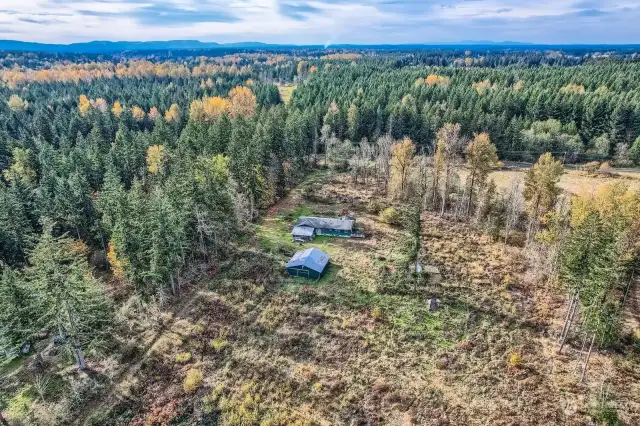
[0,1,638,46]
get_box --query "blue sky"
[0,1,638,44]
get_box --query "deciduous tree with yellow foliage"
[228,86,257,118]
[558,183,640,376]
[78,94,91,116]
[132,106,146,122]
[165,104,182,123]
[189,96,230,123]
[111,101,123,117]
[106,242,126,281]
[465,133,500,216]
[146,145,166,175]
[523,153,564,244]
[389,137,416,198]
[7,94,28,111]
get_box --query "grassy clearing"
[74,171,640,426]
[488,168,640,195]
[277,84,297,104]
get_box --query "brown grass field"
[488,168,640,195]
[4,170,639,425]
[67,171,640,426]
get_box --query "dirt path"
[74,287,204,425]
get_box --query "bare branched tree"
[376,134,394,193]
[349,138,373,185]
[435,123,467,216]
[504,179,524,244]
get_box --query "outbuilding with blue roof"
[285,247,330,279]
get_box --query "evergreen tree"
[0,181,35,265]
[0,268,36,352]
[25,231,113,369]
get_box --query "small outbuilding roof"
[295,216,354,231]
[286,248,330,273]
[292,225,315,237]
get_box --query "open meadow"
[487,169,640,196]
[36,170,634,426]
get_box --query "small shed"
[292,225,315,242]
[286,248,330,279]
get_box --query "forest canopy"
[1,46,640,424]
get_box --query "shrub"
[184,368,203,393]
[366,199,386,214]
[379,207,400,225]
[145,400,181,425]
[590,393,620,426]
[370,305,383,321]
[202,384,225,414]
[6,387,33,420]
[502,274,512,289]
[175,352,192,363]
[210,338,228,352]
[508,352,522,368]
[219,382,261,426]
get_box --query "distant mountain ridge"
[0,39,636,53]
[0,40,274,53]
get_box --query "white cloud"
[0,0,635,44]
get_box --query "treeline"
[0,53,301,86]
[292,62,640,163]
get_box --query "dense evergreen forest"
[2,46,640,425]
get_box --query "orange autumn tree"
[424,74,450,87]
[131,106,146,121]
[189,96,229,123]
[165,104,181,123]
[228,86,257,118]
[204,96,230,121]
